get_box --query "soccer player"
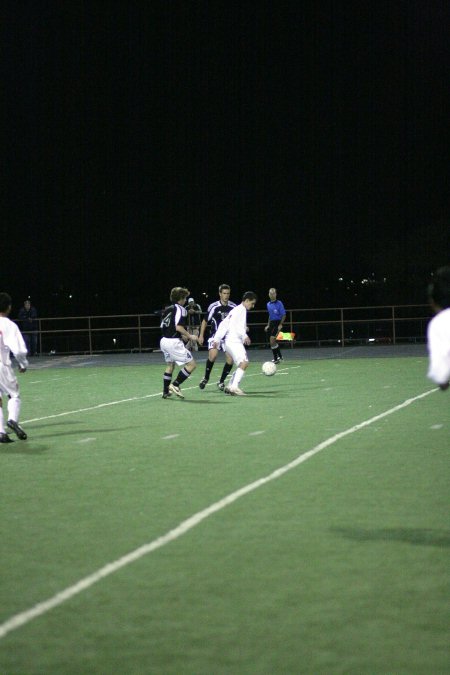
[198,284,236,390]
[212,291,258,396]
[427,266,450,391]
[0,292,29,443]
[264,287,286,364]
[160,287,199,399]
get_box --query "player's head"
[170,287,190,304]
[0,292,12,315]
[218,284,231,303]
[268,288,277,301]
[428,266,450,311]
[242,291,257,310]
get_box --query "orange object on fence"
[276,331,296,341]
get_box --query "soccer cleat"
[169,383,184,399]
[0,432,14,443]
[225,386,246,396]
[162,392,172,399]
[217,382,225,391]
[7,420,27,440]
[199,378,208,390]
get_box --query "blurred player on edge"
[160,287,199,399]
[427,266,450,391]
[0,292,29,442]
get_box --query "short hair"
[0,292,12,313]
[218,284,230,293]
[242,291,257,302]
[428,266,450,309]
[170,287,190,303]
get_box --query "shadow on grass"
[32,426,134,439]
[332,526,450,548]
[0,442,47,455]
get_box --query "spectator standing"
[264,288,286,364]
[18,299,39,356]
[186,297,202,351]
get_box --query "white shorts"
[160,337,194,366]
[224,340,248,366]
[208,337,225,352]
[0,365,20,398]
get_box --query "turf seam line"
[0,386,438,640]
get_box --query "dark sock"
[271,347,278,359]
[276,347,282,359]
[220,362,233,383]
[174,367,191,386]
[204,359,215,380]
[163,373,172,394]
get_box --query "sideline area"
[27,343,428,369]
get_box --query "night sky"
[4,1,449,316]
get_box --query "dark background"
[3,1,449,317]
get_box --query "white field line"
[21,366,296,425]
[0,386,437,640]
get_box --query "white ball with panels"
[262,361,277,376]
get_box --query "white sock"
[231,367,245,388]
[7,396,21,422]
[0,405,4,433]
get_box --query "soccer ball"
[262,361,277,376]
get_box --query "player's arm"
[198,318,207,342]
[176,323,198,343]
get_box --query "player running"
[212,291,257,396]
[160,287,199,399]
[198,284,236,390]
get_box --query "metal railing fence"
[28,304,431,356]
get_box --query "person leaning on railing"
[427,265,450,391]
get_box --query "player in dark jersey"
[198,284,236,390]
[160,287,199,399]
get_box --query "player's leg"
[217,353,233,390]
[2,369,27,439]
[199,342,218,389]
[0,394,13,443]
[170,341,196,398]
[225,344,249,395]
[269,323,282,363]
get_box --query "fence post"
[392,306,396,345]
[138,315,142,353]
[340,308,345,347]
[88,317,93,355]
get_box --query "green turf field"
[0,353,448,674]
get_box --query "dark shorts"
[268,320,280,338]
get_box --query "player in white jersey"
[0,292,29,442]
[212,291,257,395]
[427,266,450,390]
